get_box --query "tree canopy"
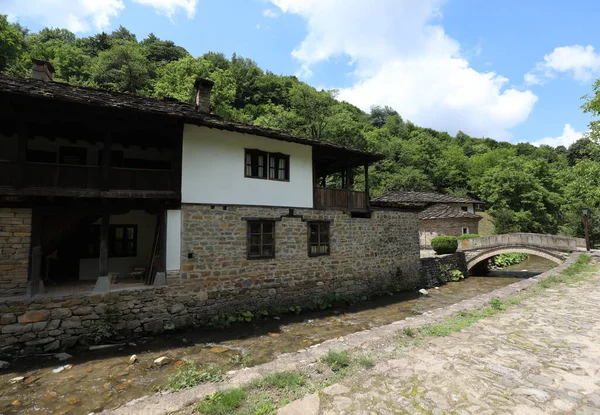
[1,16,599,241]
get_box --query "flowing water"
[0,256,555,415]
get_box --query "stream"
[0,256,555,415]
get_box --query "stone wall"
[421,252,468,287]
[172,205,422,313]
[0,208,31,297]
[419,217,481,248]
[0,205,423,358]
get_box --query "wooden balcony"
[0,160,178,198]
[314,187,368,211]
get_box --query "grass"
[258,371,306,390]
[321,349,352,372]
[164,362,222,391]
[357,354,375,369]
[197,389,247,415]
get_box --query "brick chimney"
[32,59,55,82]
[194,77,214,114]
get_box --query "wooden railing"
[314,187,368,211]
[25,163,103,189]
[0,162,176,193]
[109,168,174,192]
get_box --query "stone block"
[60,317,82,329]
[50,308,72,319]
[17,311,49,325]
[2,323,31,334]
[0,314,16,325]
[72,306,94,316]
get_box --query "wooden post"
[156,205,167,276]
[101,130,111,191]
[30,246,42,297]
[364,162,370,210]
[99,210,109,277]
[173,124,183,197]
[584,214,591,251]
[345,166,353,210]
[15,121,28,189]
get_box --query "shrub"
[321,350,351,372]
[431,236,458,254]
[164,362,222,391]
[457,233,480,240]
[196,389,246,415]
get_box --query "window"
[59,146,87,165]
[269,153,290,181]
[462,227,469,235]
[247,221,275,259]
[110,225,137,257]
[461,206,468,212]
[245,149,290,181]
[308,222,330,256]
[245,150,267,179]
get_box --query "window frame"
[462,227,469,235]
[308,221,331,257]
[247,220,276,260]
[109,224,138,258]
[268,152,290,181]
[244,149,268,180]
[244,149,290,182]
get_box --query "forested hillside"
[2,16,600,242]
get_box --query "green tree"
[0,15,25,73]
[582,78,600,141]
[566,137,600,165]
[92,41,151,93]
[288,83,336,140]
[141,33,189,63]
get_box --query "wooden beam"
[173,123,183,198]
[156,205,167,274]
[101,130,111,191]
[15,121,28,189]
[364,162,370,210]
[99,210,109,277]
[29,209,43,296]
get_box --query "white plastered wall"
[166,209,181,271]
[181,125,314,208]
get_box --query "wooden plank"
[15,121,27,189]
[102,130,111,190]
[364,162,370,210]
[99,211,109,277]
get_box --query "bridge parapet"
[458,233,585,252]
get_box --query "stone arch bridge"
[458,233,586,271]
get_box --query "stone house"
[371,191,483,248]
[0,63,422,355]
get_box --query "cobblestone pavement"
[317,273,600,414]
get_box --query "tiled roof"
[0,75,384,162]
[418,203,482,220]
[371,191,483,207]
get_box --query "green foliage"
[431,236,458,254]
[457,233,480,240]
[258,371,305,390]
[165,362,222,391]
[92,40,151,93]
[230,352,252,368]
[491,253,529,268]
[0,15,25,73]
[449,269,465,281]
[197,389,247,415]
[321,350,352,372]
[357,355,375,369]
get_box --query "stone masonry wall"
[419,217,481,249]
[421,252,468,287]
[0,206,423,358]
[0,208,31,297]
[172,205,422,314]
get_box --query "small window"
[245,150,268,179]
[462,227,469,234]
[59,146,87,165]
[308,222,330,257]
[269,153,290,181]
[247,220,275,259]
[461,206,468,212]
[110,225,137,257]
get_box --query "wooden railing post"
[364,162,370,210]
[15,121,28,189]
[101,130,111,191]
[99,211,109,277]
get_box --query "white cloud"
[1,0,197,32]
[262,8,279,18]
[525,45,600,85]
[270,0,537,140]
[132,0,197,19]
[533,124,585,147]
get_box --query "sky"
[3,0,600,147]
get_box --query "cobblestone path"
[317,274,600,414]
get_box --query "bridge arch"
[466,246,564,271]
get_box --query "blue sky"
[4,0,600,147]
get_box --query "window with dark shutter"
[268,153,290,181]
[110,225,138,257]
[308,222,330,257]
[247,220,276,259]
[245,149,268,179]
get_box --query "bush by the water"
[431,236,458,254]
[457,234,480,240]
[492,253,529,268]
